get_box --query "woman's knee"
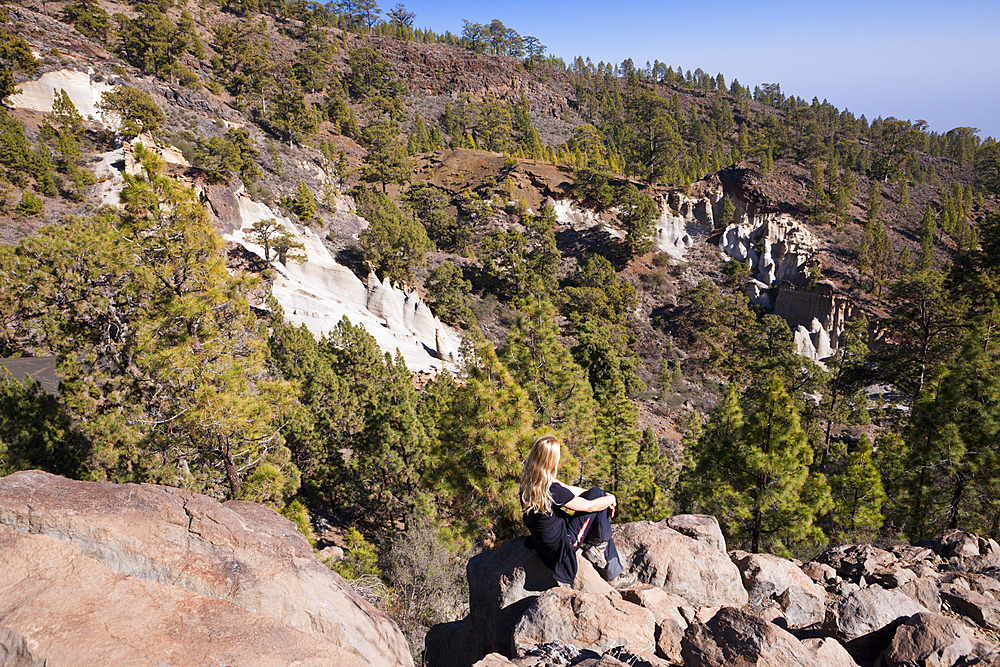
[581,487,606,500]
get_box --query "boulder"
[802,560,839,585]
[832,587,928,641]
[471,655,516,667]
[666,514,727,554]
[880,612,976,667]
[620,586,693,663]
[0,471,412,667]
[899,577,942,613]
[940,530,983,559]
[801,637,860,666]
[425,619,479,667]
[682,607,857,667]
[511,589,655,658]
[730,551,827,627]
[443,536,613,667]
[869,565,919,589]
[940,586,1000,631]
[830,586,928,665]
[0,628,45,667]
[613,522,749,608]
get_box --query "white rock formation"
[225,194,461,374]
[8,68,114,121]
[654,189,719,259]
[718,213,818,287]
[88,131,460,374]
[793,317,833,363]
[552,199,603,228]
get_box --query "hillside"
[3,0,1000,660]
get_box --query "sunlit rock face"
[775,283,859,363]
[717,213,819,288]
[223,190,462,374]
[8,68,115,120]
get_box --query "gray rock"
[899,577,942,613]
[511,589,655,658]
[830,586,928,666]
[819,544,897,583]
[613,522,749,608]
[832,587,927,641]
[682,607,858,667]
[0,628,45,667]
[731,551,827,627]
[869,565,918,589]
[454,537,612,666]
[620,586,692,663]
[940,530,983,559]
[802,561,839,584]
[666,514,727,554]
[881,612,976,667]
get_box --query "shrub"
[16,190,43,217]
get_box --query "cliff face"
[0,471,414,667]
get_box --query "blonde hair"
[521,434,560,515]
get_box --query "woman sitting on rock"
[520,434,635,589]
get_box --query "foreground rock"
[613,521,749,608]
[880,612,978,667]
[0,471,412,667]
[731,550,827,627]
[429,515,1000,667]
[682,607,858,667]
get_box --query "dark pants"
[565,487,623,581]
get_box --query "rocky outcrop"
[0,471,412,667]
[432,521,1000,667]
[774,282,863,362]
[717,213,819,290]
[219,186,463,374]
[653,190,720,260]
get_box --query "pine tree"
[1,146,297,501]
[907,343,1000,537]
[291,180,316,221]
[500,298,601,484]
[918,205,936,271]
[683,377,831,553]
[432,329,534,542]
[829,435,885,537]
[630,427,673,521]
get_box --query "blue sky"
[397,0,1000,140]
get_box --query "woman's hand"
[607,493,617,518]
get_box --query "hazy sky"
[397,0,1000,140]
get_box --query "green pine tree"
[829,435,886,538]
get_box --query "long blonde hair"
[521,434,560,515]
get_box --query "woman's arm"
[562,490,617,516]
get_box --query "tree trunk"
[947,475,964,530]
[218,433,242,497]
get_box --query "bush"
[279,499,315,545]
[16,190,43,217]
[381,523,469,658]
